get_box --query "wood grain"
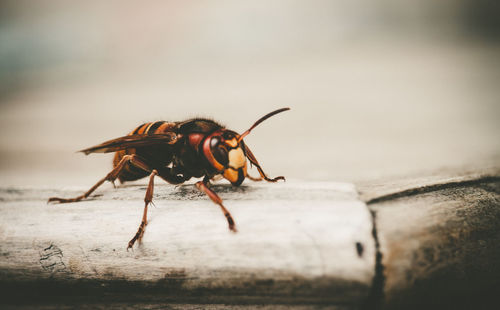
[0,180,375,305]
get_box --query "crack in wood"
[362,210,385,310]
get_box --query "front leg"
[196,178,237,232]
[246,174,263,182]
[243,144,285,183]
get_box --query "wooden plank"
[370,176,500,310]
[0,181,375,306]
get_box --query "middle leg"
[128,169,158,249]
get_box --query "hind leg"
[48,154,151,203]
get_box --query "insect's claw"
[127,242,134,251]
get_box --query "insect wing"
[80,133,178,155]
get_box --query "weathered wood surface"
[368,174,500,310]
[2,171,499,309]
[358,166,500,204]
[0,181,375,306]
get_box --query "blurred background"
[0,0,499,187]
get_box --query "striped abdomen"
[113,121,177,182]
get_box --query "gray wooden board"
[370,178,500,310]
[0,180,375,305]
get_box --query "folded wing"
[79,133,178,155]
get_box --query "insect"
[48,107,290,249]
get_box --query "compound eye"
[210,136,228,166]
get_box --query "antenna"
[238,107,290,142]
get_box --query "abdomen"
[113,121,177,183]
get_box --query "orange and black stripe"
[130,121,176,135]
[114,121,177,182]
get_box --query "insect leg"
[195,179,237,233]
[48,154,149,203]
[243,145,285,183]
[128,169,157,249]
[246,174,263,182]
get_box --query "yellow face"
[222,147,247,185]
[204,132,247,186]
